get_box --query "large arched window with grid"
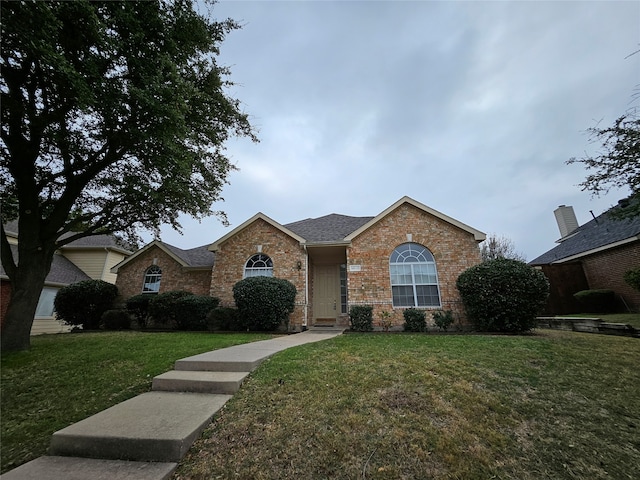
[244,253,273,278]
[142,265,162,293]
[389,243,441,307]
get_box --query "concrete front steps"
[2,331,344,480]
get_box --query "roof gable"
[208,213,306,251]
[345,196,486,242]
[110,240,214,273]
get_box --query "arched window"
[390,243,441,307]
[142,265,162,293]
[244,253,273,278]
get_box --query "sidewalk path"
[1,329,344,480]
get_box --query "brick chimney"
[554,205,579,239]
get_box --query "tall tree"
[480,234,526,263]
[0,0,256,351]
[567,110,639,219]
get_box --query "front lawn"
[0,331,273,474]
[175,331,640,480]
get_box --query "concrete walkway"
[1,329,344,480]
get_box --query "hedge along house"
[209,197,485,330]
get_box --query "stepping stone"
[152,370,249,394]
[49,392,231,462]
[0,456,176,480]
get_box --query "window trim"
[389,243,441,308]
[244,253,274,278]
[142,265,162,294]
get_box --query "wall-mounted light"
[296,260,302,270]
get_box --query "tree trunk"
[1,247,54,352]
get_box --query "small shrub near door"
[456,258,549,333]
[403,308,426,332]
[624,268,640,291]
[349,305,373,332]
[432,310,454,331]
[54,280,118,329]
[233,277,296,331]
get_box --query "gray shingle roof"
[1,245,91,285]
[530,203,640,264]
[162,243,215,268]
[285,214,374,243]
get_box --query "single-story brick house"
[529,199,640,313]
[114,197,485,330]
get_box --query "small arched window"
[142,265,162,293]
[244,253,273,278]
[389,243,441,307]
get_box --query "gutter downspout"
[303,244,309,329]
[100,248,111,281]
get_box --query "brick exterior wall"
[210,219,308,327]
[347,203,482,327]
[581,241,640,311]
[115,245,212,302]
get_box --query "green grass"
[175,331,640,480]
[0,331,272,473]
[562,313,640,328]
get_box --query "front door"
[313,264,340,323]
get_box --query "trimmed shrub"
[54,280,118,329]
[207,307,243,331]
[173,295,220,331]
[349,305,373,332]
[624,268,640,291]
[456,258,549,333]
[403,308,427,332]
[232,276,296,331]
[125,294,153,329]
[148,290,194,327]
[101,309,132,330]
[573,289,616,313]
[432,310,454,331]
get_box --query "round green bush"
[349,305,374,332]
[233,276,296,331]
[456,258,549,333]
[403,308,426,332]
[54,280,118,329]
[148,290,193,327]
[173,295,220,331]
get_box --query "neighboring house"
[111,240,215,300]
[530,200,640,314]
[211,196,485,330]
[1,221,133,334]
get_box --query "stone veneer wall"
[346,203,482,327]
[115,245,211,301]
[210,219,308,329]
[581,241,640,311]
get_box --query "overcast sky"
[150,0,639,261]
